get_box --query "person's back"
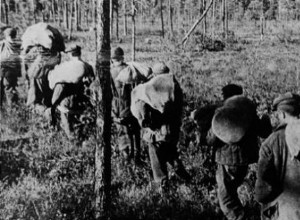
[110,47,141,162]
[131,72,191,189]
[51,45,95,142]
[0,27,22,107]
[255,92,300,220]
[205,85,272,220]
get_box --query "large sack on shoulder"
[21,22,65,53]
[285,120,300,158]
[131,73,176,115]
[131,73,179,128]
[115,62,151,84]
[212,95,256,144]
[48,60,90,89]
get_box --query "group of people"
[1,26,300,220]
[1,27,95,145]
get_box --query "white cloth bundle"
[48,59,88,89]
[115,62,152,84]
[130,73,176,124]
[21,22,65,53]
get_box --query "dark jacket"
[111,62,131,120]
[206,114,271,165]
[142,78,183,144]
[255,124,300,220]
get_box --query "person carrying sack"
[205,85,272,220]
[110,47,144,163]
[131,71,191,191]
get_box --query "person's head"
[273,92,300,124]
[3,27,17,40]
[66,45,81,58]
[222,84,243,100]
[111,47,124,66]
[152,61,170,75]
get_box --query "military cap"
[3,27,17,38]
[112,47,124,59]
[273,92,300,115]
[222,84,243,100]
[65,45,81,53]
[152,61,170,75]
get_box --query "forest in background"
[2,0,300,220]
[2,0,300,41]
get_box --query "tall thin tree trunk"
[3,0,9,24]
[160,0,165,38]
[32,0,37,24]
[123,1,127,36]
[131,0,136,61]
[212,0,215,39]
[85,5,89,28]
[58,0,62,26]
[222,0,225,37]
[51,0,55,22]
[78,1,82,29]
[168,0,173,38]
[95,0,111,219]
[116,0,119,40]
[75,0,79,31]
[92,0,96,27]
[110,0,113,38]
[203,0,206,35]
[225,0,228,38]
[63,0,69,29]
[68,0,73,40]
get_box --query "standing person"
[26,45,61,113]
[205,85,271,220]
[255,92,300,220]
[50,45,95,144]
[0,27,22,108]
[110,47,142,163]
[131,72,191,190]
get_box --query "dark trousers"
[0,77,18,108]
[27,78,52,107]
[116,119,141,161]
[216,164,248,220]
[148,141,190,184]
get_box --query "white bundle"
[21,22,65,53]
[131,73,176,117]
[115,62,151,83]
[48,60,86,89]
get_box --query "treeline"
[1,0,299,38]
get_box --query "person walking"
[255,92,300,220]
[205,85,271,220]
[50,45,95,144]
[0,27,22,108]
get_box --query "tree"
[168,0,173,37]
[2,0,9,24]
[131,0,136,61]
[110,0,113,37]
[94,0,112,219]
[160,0,164,38]
[123,0,127,36]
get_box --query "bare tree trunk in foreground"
[94,0,112,219]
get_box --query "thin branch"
[181,0,213,47]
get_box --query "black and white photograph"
[1,0,300,219]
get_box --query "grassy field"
[1,19,300,220]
